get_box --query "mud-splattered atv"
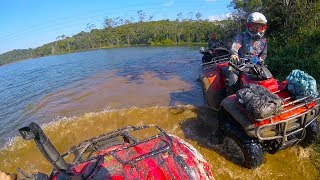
[17,122,213,179]
[200,57,319,168]
[199,47,230,63]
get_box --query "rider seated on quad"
[208,33,224,55]
[224,12,268,95]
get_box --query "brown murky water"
[0,106,317,179]
[32,71,192,117]
[0,47,318,179]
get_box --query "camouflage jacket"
[208,39,223,49]
[230,31,267,61]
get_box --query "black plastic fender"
[220,96,258,138]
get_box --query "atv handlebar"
[201,55,272,79]
[228,58,255,72]
[228,58,273,79]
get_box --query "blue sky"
[0,0,232,54]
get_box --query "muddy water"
[0,47,318,179]
[0,106,317,179]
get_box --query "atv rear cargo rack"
[61,125,173,166]
[255,96,319,144]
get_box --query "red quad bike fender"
[19,123,214,180]
[201,62,228,110]
[53,135,213,180]
[239,75,280,92]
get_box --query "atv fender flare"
[221,96,257,138]
[201,76,226,111]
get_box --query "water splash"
[0,106,317,179]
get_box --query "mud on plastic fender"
[201,76,226,111]
[220,96,257,138]
[170,135,214,180]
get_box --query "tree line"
[0,11,238,65]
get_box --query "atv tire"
[300,120,319,148]
[221,121,264,169]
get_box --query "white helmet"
[246,12,267,39]
[247,12,267,25]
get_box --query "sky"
[0,0,232,54]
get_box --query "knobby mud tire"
[222,121,264,169]
[300,120,319,148]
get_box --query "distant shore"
[0,43,208,66]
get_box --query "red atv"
[200,57,319,168]
[17,122,213,179]
[200,46,230,63]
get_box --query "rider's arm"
[230,33,243,57]
[230,33,243,61]
[258,39,267,62]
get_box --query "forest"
[0,0,319,82]
[0,17,237,65]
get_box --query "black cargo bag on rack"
[236,84,284,119]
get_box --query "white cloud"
[208,13,231,21]
[163,1,174,7]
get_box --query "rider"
[225,12,268,94]
[208,33,220,50]
[201,33,223,63]
[208,33,224,55]
[205,32,227,62]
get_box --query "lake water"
[0,47,318,179]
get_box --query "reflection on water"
[0,47,318,179]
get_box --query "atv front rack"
[201,56,229,67]
[255,96,319,147]
[255,96,320,122]
[61,125,173,166]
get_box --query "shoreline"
[0,43,207,67]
